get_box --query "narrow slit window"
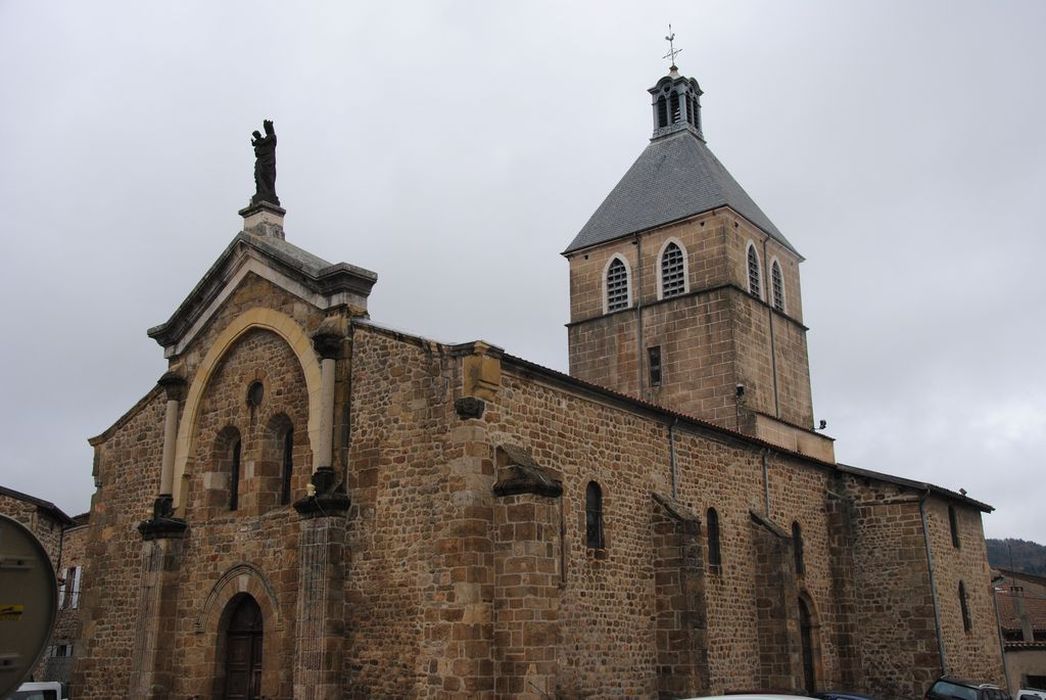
[648,346,662,387]
[792,521,805,576]
[707,507,722,573]
[586,481,605,549]
[660,242,685,298]
[949,505,960,548]
[771,260,785,311]
[280,429,294,505]
[606,258,629,312]
[959,581,972,632]
[230,438,242,511]
[747,245,762,298]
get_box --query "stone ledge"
[138,517,189,541]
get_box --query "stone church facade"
[73,66,1004,699]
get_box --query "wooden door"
[223,596,263,699]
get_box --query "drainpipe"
[919,488,947,676]
[762,236,781,418]
[668,418,679,500]
[762,449,771,516]
[635,235,645,398]
[991,574,1011,692]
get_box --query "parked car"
[814,692,876,700]
[683,695,819,700]
[926,677,1010,700]
[10,681,67,700]
[1018,690,1046,700]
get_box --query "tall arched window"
[771,260,785,312]
[747,244,762,298]
[660,242,686,298]
[707,507,722,573]
[280,429,294,506]
[585,481,605,549]
[605,257,630,312]
[792,521,805,576]
[959,581,972,632]
[229,438,242,511]
[212,427,242,513]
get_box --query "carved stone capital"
[157,372,188,402]
[312,332,342,360]
[293,467,351,518]
[138,496,188,540]
[454,397,486,420]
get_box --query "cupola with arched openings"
[649,66,704,141]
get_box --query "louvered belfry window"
[747,245,762,298]
[606,258,629,312]
[661,243,685,298]
[771,261,784,311]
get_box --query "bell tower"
[564,63,831,460]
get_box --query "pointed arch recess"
[172,308,323,510]
[769,256,786,313]
[656,237,690,300]
[602,253,633,315]
[197,562,283,635]
[745,241,763,299]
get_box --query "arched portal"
[219,593,264,700]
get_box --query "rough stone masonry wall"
[73,388,166,698]
[765,455,846,686]
[44,522,88,685]
[636,290,740,426]
[490,363,851,697]
[0,492,64,566]
[732,292,814,429]
[566,211,813,432]
[492,491,562,698]
[75,273,330,700]
[487,371,673,697]
[924,497,1006,685]
[842,477,942,700]
[0,492,68,683]
[167,325,310,699]
[343,326,455,697]
[173,272,331,395]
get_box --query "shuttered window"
[606,258,629,312]
[771,260,784,311]
[747,245,762,298]
[661,243,685,298]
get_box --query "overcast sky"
[1,1,1043,543]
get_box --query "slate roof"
[564,129,799,256]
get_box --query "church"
[73,62,1005,699]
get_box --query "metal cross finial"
[663,24,682,68]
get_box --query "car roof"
[683,696,820,700]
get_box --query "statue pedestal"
[239,200,286,239]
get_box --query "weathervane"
[663,24,682,69]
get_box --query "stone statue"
[251,119,279,206]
